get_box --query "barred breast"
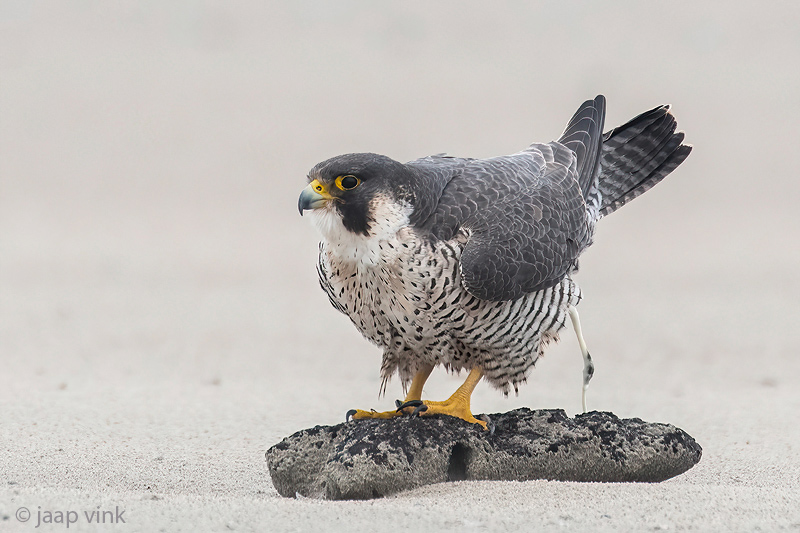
[317,226,581,396]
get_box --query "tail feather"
[558,95,606,199]
[603,112,677,178]
[597,105,691,217]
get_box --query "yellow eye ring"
[335,175,361,191]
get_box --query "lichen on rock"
[266,409,702,500]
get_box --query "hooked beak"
[298,179,332,215]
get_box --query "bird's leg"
[397,367,488,430]
[404,363,434,402]
[347,364,434,421]
[569,305,594,413]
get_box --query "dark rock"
[266,408,702,500]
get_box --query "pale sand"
[2,2,800,531]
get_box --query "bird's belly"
[461,278,581,348]
[320,238,580,390]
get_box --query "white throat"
[309,194,412,266]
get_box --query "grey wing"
[404,154,471,227]
[415,145,590,302]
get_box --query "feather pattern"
[309,96,690,393]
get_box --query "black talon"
[411,403,428,418]
[477,414,496,435]
[396,399,423,412]
[395,399,403,409]
[346,409,357,422]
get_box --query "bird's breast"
[319,230,464,350]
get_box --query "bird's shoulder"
[405,143,588,301]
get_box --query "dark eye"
[337,175,360,190]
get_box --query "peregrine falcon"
[298,96,690,429]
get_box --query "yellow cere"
[310,179,326,194]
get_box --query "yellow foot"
[347,400,487,430]
[346,400,418,422]
[402,398,488,430]
[348,366,488,430]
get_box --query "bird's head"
[298,153,418,237]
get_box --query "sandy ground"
[2,2,800,531]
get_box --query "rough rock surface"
[266,409,702,500]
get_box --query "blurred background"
[2,1,799,499]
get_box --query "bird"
[298,95,691,430]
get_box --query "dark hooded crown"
[308,153,423,236]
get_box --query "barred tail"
[596,105,691,217]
